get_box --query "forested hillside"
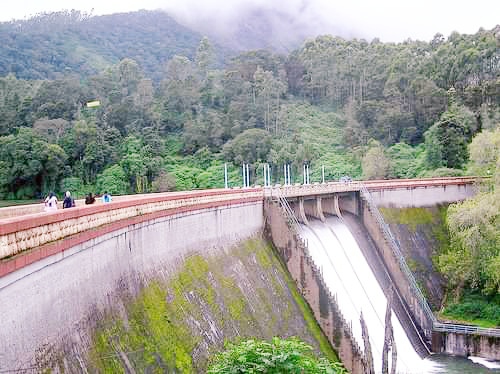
[0,11,498,200]
[0,10,221,81]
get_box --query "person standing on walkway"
[63,191,75,208]
[102,191,112,203]
[44,192,58,212]
[85,193,96,205]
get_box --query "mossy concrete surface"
[379,206,449,310]
[87,236,339,372]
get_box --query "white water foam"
[469,356,500,370]
[300,216,437,373]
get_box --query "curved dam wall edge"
[0,201,263,369]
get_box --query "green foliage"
[467,128,500,177]
[380,207,434,232]
[439,192,500,296]
[61,177,86,198]
[387,143,426,178]
[441,291,500,328]
[437,128,500,306]
[362,140,390,180]
[418,168,464,178]
[223,129,273,164]
[207,337,346,374]
[0,19,498,199]
[424,100,475,170]
[151,171,176,192]
[96,164,129,195]
[0,128,68,198]
[0,11,209,82]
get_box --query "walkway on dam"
[0,176,478,220]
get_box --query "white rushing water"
[300,217,428,373]
[299,216,500,373]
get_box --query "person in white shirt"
[44,192,58,212]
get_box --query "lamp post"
[224,163,228,188]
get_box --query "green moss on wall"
[88,237,340,372]
[379,207,434,232]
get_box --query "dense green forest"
[0,11,498,200]
[0,10,498,325]
[0,10,216,81]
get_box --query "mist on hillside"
[158,0,496,51]
[160,0,370,52]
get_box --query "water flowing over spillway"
[299,216,500,374]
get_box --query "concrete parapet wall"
[0,189,262,276]
[265,201,366,374]
[369,183,476,207]
[432,332,500,360]
[0,201,263,370]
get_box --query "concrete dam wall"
[1,177,495,371]
[0,192,348,372]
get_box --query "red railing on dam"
[0,177,477,278]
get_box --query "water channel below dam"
[299,216,500,374]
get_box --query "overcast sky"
[2,0,499,42]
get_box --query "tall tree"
[362,140,390,179]
[424,89,476,169]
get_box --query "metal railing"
[360,184,500,338]
[273,188,301,232]
[360,184,436,325]
[433,322,500,337]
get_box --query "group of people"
[44,191,112,212]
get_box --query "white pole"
[242,163,246,188]
[303,164,306,184]
[267,164,271,186]
[246,164,250,187]
[287,164,291,185]
[283,164,287,185]
[224,163,228,188]
[263,164,267,187]
[322,165,325,183]
[307,164,310,184]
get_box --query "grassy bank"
[440,291,500,328]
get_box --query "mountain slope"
[0,10,226,81]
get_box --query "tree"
[362,141,390,179]
[438,128,500,298]
[0,128,67,198]
[95,164,129,195]
[424,93,476,170]
[118,58,142,96]
[195,37,215,78]
[207,337,346,374]
[467,128,500,177]
[151,170,176,192]
[387,142,423,178]
[223,129,272,164]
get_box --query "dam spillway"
[298,215,500,373]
